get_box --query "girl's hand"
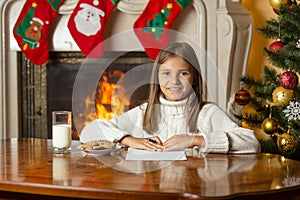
[163,135,204,151]
[120,136,164,151]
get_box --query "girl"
[80,42,260,153]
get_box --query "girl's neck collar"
[159,95,189,106]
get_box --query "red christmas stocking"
[68,0,119,58]
[13,0,64,65]
[134,0,191,60]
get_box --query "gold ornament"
[271,177,284,190]
[272,86,294,106]
[277,155,295,168]
[277,126,298,152]
[268,0,291,10]
[262,117,279,134]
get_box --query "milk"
[52,124,71,149]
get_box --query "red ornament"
[269,41,284,52]
[273,8,279,15]
[280,71,298,89]
[235,89,251,106]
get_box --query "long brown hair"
[143,42,207,134]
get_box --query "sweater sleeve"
[198,104,261,154]
[80,105,145,143]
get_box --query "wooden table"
[1,138,300,200]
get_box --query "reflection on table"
[0,138,300,200]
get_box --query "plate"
[83,149,121,156]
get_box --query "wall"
[243,0,277,78]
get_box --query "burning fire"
[83,70,129,128]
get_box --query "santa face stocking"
[68,0,119,58]
[134,0,191,60]
[13,0,64,65]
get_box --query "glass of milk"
[52,111,72,153]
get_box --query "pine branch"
[264,48,289,69]
[263,66,280,82]
[279,5,300,45]
[257,19,280,39]
[247,97,267,112]
[241,112,265,128]
[279,4,300,27]
[240,75,263,89]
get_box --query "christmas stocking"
[68,0,119,58]
[13,0,64,65]
[133,0,191,60]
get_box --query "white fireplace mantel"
[0,0,252,138]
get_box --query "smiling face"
[158,56,194,101]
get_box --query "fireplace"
[19,51,152,139]
[0,0,253,139]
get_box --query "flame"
[111,84,129,117]
[84,94,97,125]
[79,70,129,131]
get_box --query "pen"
[147,138,157,144]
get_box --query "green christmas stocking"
[133,0,191,60]
[13,0,64,65]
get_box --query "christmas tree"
[238,0,300,160]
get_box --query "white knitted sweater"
[80,97,261,154]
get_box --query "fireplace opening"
[19,51,152,139]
